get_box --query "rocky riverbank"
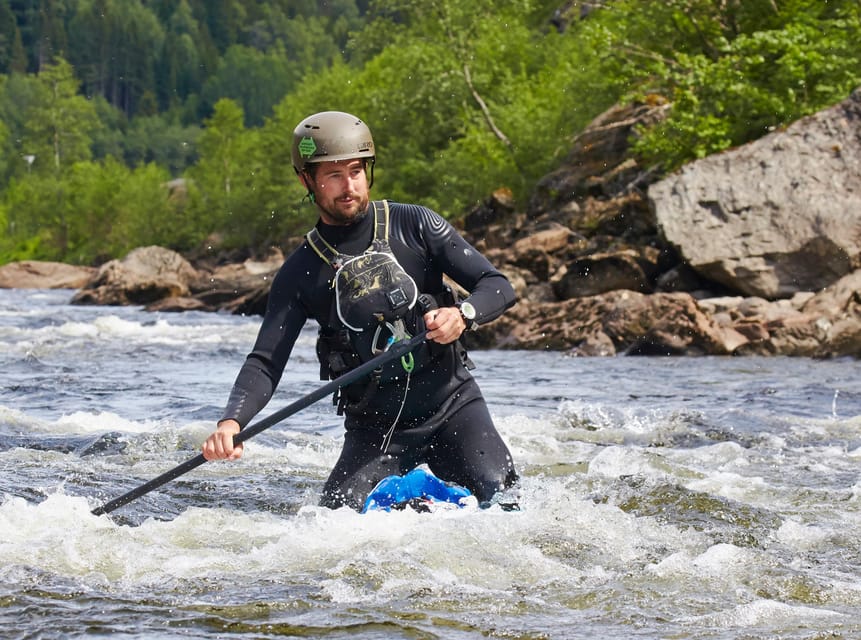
[1,88,859,358]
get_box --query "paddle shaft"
[90,332,427,516]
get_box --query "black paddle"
[91,331,427,516]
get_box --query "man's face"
[302,159,370,225]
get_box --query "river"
[1,287,860,639]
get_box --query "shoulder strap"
[371,200,390,246]
[305,227,342,269]
[306,200,390,268]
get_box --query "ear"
[298,171,317,204]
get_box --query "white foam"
[0,405,163,436]
[1,314,261,358]
[775,519,832,550]
[685,470,770,503]
[495,414,594,466]
[56,411,163,434]
[682,598,846,627]
[0,490,555,594]
[586,445,665,480]
[1,471,701,603]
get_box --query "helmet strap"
[300,168,317,204]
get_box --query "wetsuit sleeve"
[410,204,516,325]
[219,259,308,429]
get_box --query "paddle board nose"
[362,468,472,512]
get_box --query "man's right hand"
[202,419,244,461]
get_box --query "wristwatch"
[457,301,478,331]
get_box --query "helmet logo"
[298,136,318,158]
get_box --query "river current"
[1,287,860,639]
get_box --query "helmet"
[291,111,375,173]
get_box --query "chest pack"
[307,200,419,335]
[307,201,427,383]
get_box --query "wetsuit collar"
[315,202,374,249]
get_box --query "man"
[202,111,518,511]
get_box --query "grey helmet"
[291,111,375,174]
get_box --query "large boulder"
[650,87,861,299]
[0,261,95,289]
[71,246,198,306]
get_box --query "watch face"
[460,301,477,320]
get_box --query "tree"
[0,2,28,73]
[68,0,165,117]
[188,98,256,246]
[2,56,100,258]
[273,0,618,214]
[22,56,99,172]
[156,0,213,112]
[200,43,295,127]
[34,0,68,69]
[122,113,200,174]
[0,116,10,182]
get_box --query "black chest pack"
[308,200,419,338]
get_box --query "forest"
[0,0,859,266]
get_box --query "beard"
[317,192,370,226]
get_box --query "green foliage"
[0,158,189,264]
[0,2,27,73]
[20,57,100,174]
[105,161,197,254]
[201,44,298,127]
[67,0,165,117]
[186,98,311,250]
[0,0,859,266]
[274,0,618,214]
[588,0,861,170]
[121,114,200,174]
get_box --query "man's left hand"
[424,306,466,344]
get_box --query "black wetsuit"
[220,201,518,510]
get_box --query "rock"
[692,271,861,357]
[571,191,657,240]
[189,250,282,313]
[511,223,573,256]
[463,187,516,232]
[802,269,861,357]
[655,262,711,294]
[71,246,198,306]
[0,261,96,289]
[529,99,669,220]
[551,250,652,299]
[479,290,748,356]
[650,88,861,299]
[145,296,208,312]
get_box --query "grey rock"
[650,88,861,299]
